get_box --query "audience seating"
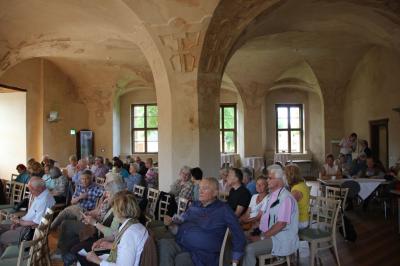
[0,208,55,266]
[218,228,230,266]
[158,194,171,221]
[146,188,160,220]
[299,197,342,266]
[325,186,349,238]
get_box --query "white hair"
[269,167,288,187]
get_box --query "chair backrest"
[22,184,31,200]
[158,194,171,221]
[22,217,50,266]
[314,196,341,235]
[134,184,145,198]
[11,174,18,182]
[219,192,229,202]
[219,228,230,266]
[11,181,25,204]
[95,176,106,186]
[325,186,349,209]
[177,197,189,215]
[3,178,13,200]
[147,188,160,219]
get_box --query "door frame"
[369,119,389,169]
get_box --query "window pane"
[134,130,145,142]
[147,116,158,128]
[277,131,289,153]
[146,106,158,117]
[147,130,158,142]
[223,107,235,129]
[277,107,288,129]
[134,106,144,117]
[291,131,301,152]
[134,117,144,128]
[224,131,235,153]
[290,107,300,129]
[134,142,145,153]
[147,142,158,153]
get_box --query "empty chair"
[299,197,342,266]
[325,186,349,238]
[146,188,160,219]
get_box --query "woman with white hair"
[170,166,194,200]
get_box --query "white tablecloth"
[319,178,387,200]
[244,157,264,174]
[220,154,239,167]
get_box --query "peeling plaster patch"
[74,48,85,54]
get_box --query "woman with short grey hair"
[170,165,194,200]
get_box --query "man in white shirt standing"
[339,132,357,164]
[0,176,55,250]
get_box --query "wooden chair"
[158,194,171,221]
[299,197,342,266]
[177,197,189,215]
[0,215,51,266]
[219,228,230,266]
[133,184,145,198]
[325,186,349,238]
[95,176,106,186]
[146,188,160,220]
[258,253,291,266]
[219,192,229,202]
[0,181,26,221]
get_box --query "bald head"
[28,176,46,196]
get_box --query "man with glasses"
[159,177,246,266]
[242,166,299,266]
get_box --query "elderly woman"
[126,163,143,191]
[15,164,30,183]
[170,166,193,200]
[285,164,310,229]
[85,191,148,266]
[144,158,158,188]
[56,180,126,265]
[239,176,268,230]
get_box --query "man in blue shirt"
[159,177,246,266]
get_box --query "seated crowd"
[1,153,313,266]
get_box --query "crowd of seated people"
[4,153,318,266]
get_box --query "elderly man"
[159,177,246,266]
[51,170,103,230]
[170,166,194,200]
[242,166,299,266]
[0,177,55,249]
[71,159,89,184]
[92,156,109,178]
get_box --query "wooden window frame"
[131,104,158,154]
[275,104,304,153]
[220,104,237,153]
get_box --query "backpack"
[339,215,357,242]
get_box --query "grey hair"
[203,177,219,193]
[105,180,127,198]
[269,167,288,187]
[130,162,140,172]
[180,165,191,175]
[30,178,45,188]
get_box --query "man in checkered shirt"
[51,170,104,230]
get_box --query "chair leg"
[332,238,341,266]
[384,201,387,220]
[310,242,316,266]
[341,214,346,239]
[286,255,291,266]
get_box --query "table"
[390,190,400,233]
[220,153,240,168]
[243,157,264,176]
[318,178,389,200]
